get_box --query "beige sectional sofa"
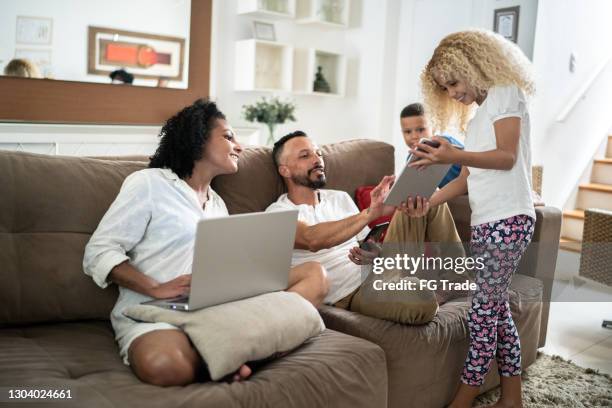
[0,139,561,408]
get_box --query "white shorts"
[116,322,180,365]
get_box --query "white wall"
[530,0,612,208]
[471,0,539,60]
[211,0,396,145]
[0,0,190,88]
[388,0,538,172]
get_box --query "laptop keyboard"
[170,296,189,304]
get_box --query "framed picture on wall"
[493,6,520,43]
[252,21,276,41]
[16,16,53,45]
[87,26,185,81]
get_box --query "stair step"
[559,237,582,253]
[561,211,584,241]
[592,160,612,184]
[563,209,585,219]
[577,184,612,211]
[579,183,612,193]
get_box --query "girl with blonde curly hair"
[410,29,536,408]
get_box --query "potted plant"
[242,97,296,145]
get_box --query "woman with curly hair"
[410,30,536,408]
[83,99,328,386]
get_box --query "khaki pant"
[334,203,465,325]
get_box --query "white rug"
[475,352,612,407]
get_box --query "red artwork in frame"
[88,26,185,81]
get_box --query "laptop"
[142,209,299,311]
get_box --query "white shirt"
[266,190,369,304]
[464,85,536,226]
[83,168,228,341]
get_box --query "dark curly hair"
[149,99,226,179]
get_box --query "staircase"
[560,135,612,252]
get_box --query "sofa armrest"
[517,206,562,348]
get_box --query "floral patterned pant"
[461,215,535,386]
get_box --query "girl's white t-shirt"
[464,84,536,226]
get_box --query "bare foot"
[231,364,252,382]
[483,400,522,408]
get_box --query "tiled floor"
[539,249,612,375]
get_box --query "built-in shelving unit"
[293,48,346,96]
[237,0,296,19]
[295,0,350,28]
[235,39,294,92]
[235,0,351,95]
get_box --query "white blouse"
[83,168,228,345]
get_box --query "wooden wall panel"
[0,0,211,126]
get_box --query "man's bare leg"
[287,261,329,307]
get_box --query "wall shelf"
[237,0,296,19]
[293,48,346,96]
[295,0,350,28]
[235,39,294,92]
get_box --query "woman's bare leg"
[128,329,251,386]
[287,261,329,307]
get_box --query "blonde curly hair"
[420,29,535,133]
[3,58,41,78]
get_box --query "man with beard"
[266,131,464,324]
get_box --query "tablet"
[383,161,451,206]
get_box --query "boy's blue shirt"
[406,134,464,189]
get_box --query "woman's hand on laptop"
[147,274,191,299]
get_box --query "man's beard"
[291,167,327,190]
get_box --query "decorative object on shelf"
[252,21,276,41]
[318,0,344,24]
[239,0,294,18]
[259,0,288,14]
[493,6,520,43]
[313,66,331,93]
[295,0,349,27]
[87,26,185,81]
[242,97,296,145]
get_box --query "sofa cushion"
[124,292,325,380]
[0,151,147,325]
[0,324,387,408]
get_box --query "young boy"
[400,103,463,188]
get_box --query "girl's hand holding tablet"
[409,136,460,169]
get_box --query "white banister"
[556,53,612,123]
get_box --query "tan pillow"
[123,291,325,380]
